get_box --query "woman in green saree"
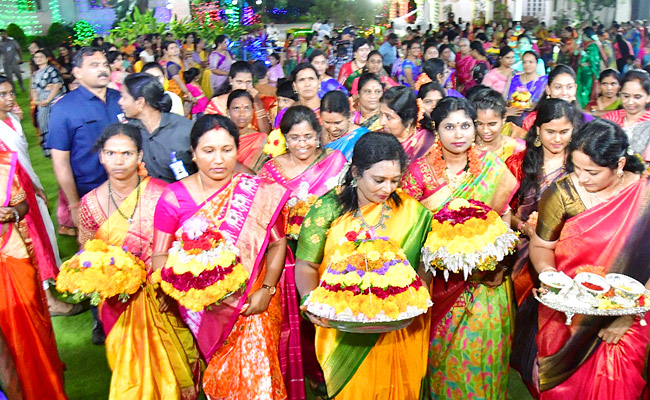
[295,132,433,399]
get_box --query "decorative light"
[242,6,254,25]
[232,0,238,4]
[0,1,42,35]
[74,20,97,45]
[256,0,262,4]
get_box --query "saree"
[352,111,382,132]
[455,54,477,92]
[296,189,433,399]
[78,177,200,400]
[585,98,621,113]
[0,151,66,400]
[0,114,60,282]
[401,151,519,399]
[491,130,527,160]
[319,78,349,99]
[531,176,650,400]
[154,173,290,399]
[165,60,185,97]
[259,150,348,400]
[402,128,436,162]
[399,59,422,87]
[208,51,232,93]
[576,43,601,108]
[238,130,268,172]
[323,126,369,160]
[508,75,548,105]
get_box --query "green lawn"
[15,80,533,400]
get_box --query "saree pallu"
[352,112,382,132]
[80,177,200,400]
[402,129,436,162]
[259,150,348,400]
[0,151,66,400]
[535,178,650,399]
[155,174,290,399]
[237,131,268,172]
[400,151,519,400]
[296,190,433,399]
[455,54,477,92]
[166,60,185,97]
[399,59,422,87]
[507,75,548,105]
[323,127,369,160]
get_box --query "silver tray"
[324,317,415,333]
[533,288,650,326]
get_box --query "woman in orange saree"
[77,124,200,400]
[227,90,268,172]
[0,150,66,400]
[153,114,289,399]
[528,119,650,399]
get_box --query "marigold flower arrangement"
[157,216,249,312]
[510,88,532,110]
[263,129,287,158]
[55,239,147,305]
[304,229,432,322]
[422,198,519,280]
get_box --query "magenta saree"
[402,129,436,162]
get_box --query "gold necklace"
[590,174,625,205]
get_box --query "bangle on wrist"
[11,208,19,223]
[540,267,557,274]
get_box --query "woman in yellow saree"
[77,124,200,400]
[400,97,518,399]
[295,132,433,399]
[528,119,650,400]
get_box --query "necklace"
[108,175,141,224]
[590,174,625,205]
[445,162,470,192]
[354,202,391,232]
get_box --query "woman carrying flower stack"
[295,132,433,399]
[400,97,518,399]
[153,114,289,399]
[526,119,650,399]
[259,106,347,399]
[77,124,201,400]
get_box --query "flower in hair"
[414,73,433,92]
[416,98,425,129]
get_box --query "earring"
[351,178,358,187]
[617,169,624,178]
[534,136,541,147]
[191,155,197,162]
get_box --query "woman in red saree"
[0,150,67,399]
[77,124,200,399]
[227,90,268,172]
[528,119,650,399]
[259,106,347,399]
[380,86,435,161]
[153,114,289,399]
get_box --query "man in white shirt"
[267,22,280,43]
[318,19,332,40]
[312,18,322,33]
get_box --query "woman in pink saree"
[259,106,347,399]
[153,114,290,399]
[528,119,650,399]
[380,86,435,161]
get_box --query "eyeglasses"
[0,91,15,99]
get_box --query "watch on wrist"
[261,284,276,295]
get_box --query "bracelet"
[540,267,557,274]
[11,207,19,223]
[68,202,80,209]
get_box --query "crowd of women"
[1,18,650,400]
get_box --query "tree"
[572,0,616,22]
[309,0,382,26]
[6,24,26,49]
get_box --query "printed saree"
[402,128,436,162]
[237,130,268,172]
[78,177,200,400]
[296,189,432,399]
[352,111,382,132]
[0,151,66,400]
[532,176,650,400]
[154,173,290,399]
[401,150,519,399]
[508,75,549,106]
[259,149,347,400]
[323,127,369,160]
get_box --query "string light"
[48,0,62,23]
[74,20,97,44]
[242,6,254,26]
[0,1,42,35]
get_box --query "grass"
[15,80,533,400]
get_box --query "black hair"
[519,98,576,204]
[123,73,172,113]
[93,123,143,152]
[357,72,383,93]
[569,119,645,173]
[469,88,506,117]
[464,84,490,101]
[423,41,438,58]
[431,97,477,132]
[599,68,622,84]
[367,50,383,63]
[277,78,298,101]
[0,75,14,88]
[522,50,539,61]
[388,33,398,41]
[214,34,228,47]
[190,114,239,150]
[470,40,487,57]
[269,52,281,62]
[183,67,200,83]
[227,89,253,109]
[621,69,650,95]
[279,105,322,136]
[438,44,453,58]
[321,90,351,117]
[141,62,165,76]
[213,61,253,97]
[422,58,445,82]
[616,34,632,59]
[290,62,319,82]
[494,46,514,68]
[106,50,122,66]
[250,60,268,80]
[352,38,369,53]
[406,39,421,52]
[418,81,445,100]
[381,86,417,127]
[307,49,325,63]
[72,47,104,68]
[161,41,177,52]
[338,132,406,214]
[547,64,576,86]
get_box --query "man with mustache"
[46,47,122,345]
